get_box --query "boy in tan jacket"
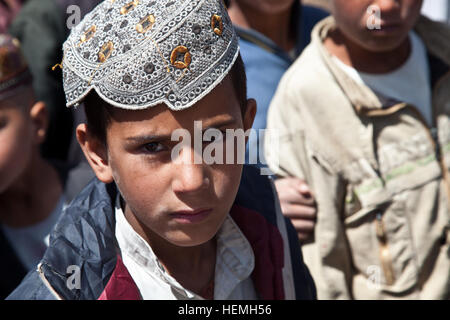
[266,0,450,299]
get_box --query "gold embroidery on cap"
[136,14,155,33]
[151,39,171,73]
[80,25,97,43]
[211,15,223,36]
[176,69,189,83]
[170,46,191,69]
[120,0,139,15]
[98,41,114,63]
[52,60,63,71]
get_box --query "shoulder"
[274,15,348,111]
[269,41,338,124]
[30,179,118,300]
[46,178,117,263]
[415,15,450,67]
[54,178,114,228]
[285,44,332,90]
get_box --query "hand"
[274,177,316,243]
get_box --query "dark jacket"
[7,165,316,300]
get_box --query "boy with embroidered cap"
[266,0,450,299]
[8,0,316,300]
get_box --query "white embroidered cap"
[62,0,239,110]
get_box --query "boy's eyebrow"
[126,134,172,143]
[203,118,237,130]
[125,119,238,143]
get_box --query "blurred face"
[331,0,423,52]
[235,0,294,14]
[81,76,256,248]
[0,98,33,193]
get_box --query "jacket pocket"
[343,197,418,292]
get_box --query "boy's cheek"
[112,161,171,204]
[211,163,243,200]
[0,137,30,193]
[109,143,242,213]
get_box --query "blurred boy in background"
[9,0,103,164]
[266,0,450,299]
[0,34,64,298]
[227,0,328,243]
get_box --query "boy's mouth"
[371,22,403,34]
[169,208,213,224]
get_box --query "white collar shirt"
[114,196,258,300]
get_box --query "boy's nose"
[172,148,210,194]
[376,0,400,12]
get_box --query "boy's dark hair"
[84,53,247,146]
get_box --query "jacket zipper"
[375,212,395,286]
[37,263,63,300]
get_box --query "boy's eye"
[143,142,166,153]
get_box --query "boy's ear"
[29,101,48,144]
[76,124,114,184]
[243,98,257,132]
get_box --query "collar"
[312,16,384,112]
[311,15,450,114]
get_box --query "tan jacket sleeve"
[265,82,354,299]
